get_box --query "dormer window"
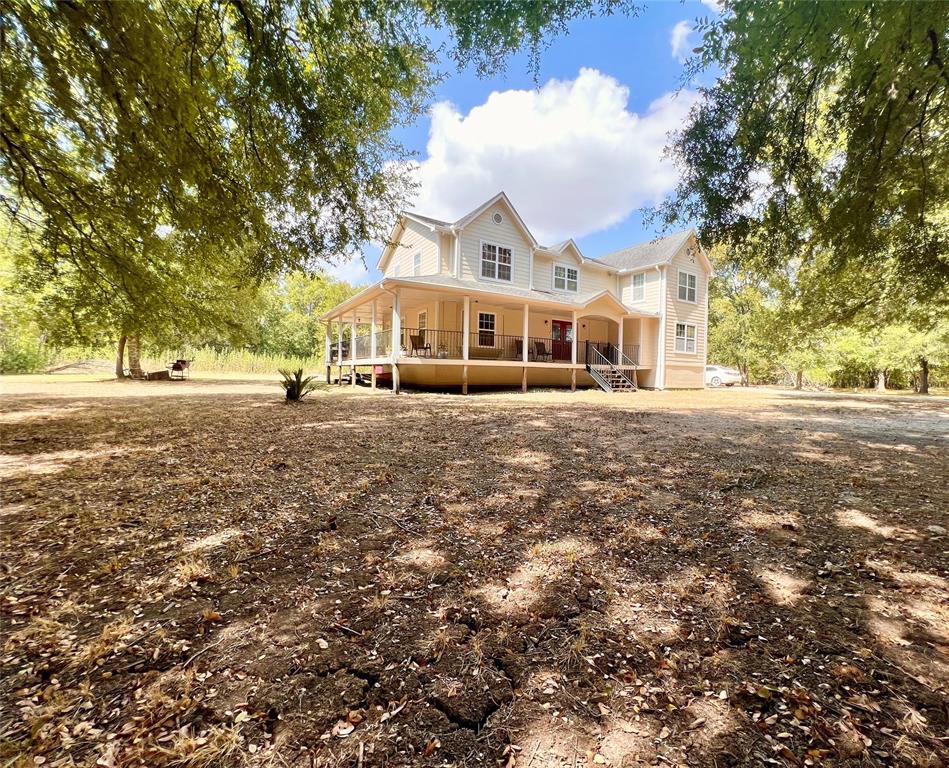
[553,263,578,292]
[481,242,512,282]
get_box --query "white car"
[705,365,742,387]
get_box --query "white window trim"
[479,240,514,284]
[552,262,580,293]
[630,272,646,302]
[677,269,698,304]
[674,322,698,354]
[412,251,422,276]
[417,310,427,330]
[476,311,496,347]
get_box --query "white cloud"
[670,20,693,62]
[700,0,723,13]
[323,254,372,285]
[406,69,698,245]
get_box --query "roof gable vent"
[492,212,503,224]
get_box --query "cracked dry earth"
[1,378,947,768]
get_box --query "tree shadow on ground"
[1,387,946,767]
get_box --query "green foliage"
[664,0,949,321]
[252,272,358,359]
[279,368,319,402]
[1,0,637,364]
[707,245,949,389]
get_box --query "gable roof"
[594,230,702,272]
[403,211,450,229]
[380,193,708,275]
[453,191,540,248]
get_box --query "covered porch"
[322,280,657,393]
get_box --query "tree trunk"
[875,369,886,392]
[127,336,143,378]
[794,369,803,390]
[919,357,929,395]
[115,335,127,379]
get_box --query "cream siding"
[459,207,533,290]
[619,269,662,312]
[383,220,440,278]
[438,233,454,275]
[663,236,709,385]
[580,264,618,295]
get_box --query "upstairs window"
[481,242,512,282]
[631,273,645,301]
[553,263,579,292]
[413,252,422,276]
[675,323,697,353]
[678,270,697,303]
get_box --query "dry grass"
[1,378,947,767]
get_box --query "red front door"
[550,320,573,361]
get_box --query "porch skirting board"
[399,364,597,390]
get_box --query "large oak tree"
[1,0,637,375]
[661,0,949,322]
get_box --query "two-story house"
[321,192,711,393]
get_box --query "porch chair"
[532,341,553,361]
[409,332,432,357]
[168,359,191,380]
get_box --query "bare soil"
[1,377,947,767]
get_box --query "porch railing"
[333,327,619,365]
[622,344,640,365]
[399,328,465,359]
[353,333,372,359]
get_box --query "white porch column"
[350,312,356,361]
[336,317,343,386]
[391,289,401,362]
[370,300,377,359]
[350,311,357,386]
[522,303,529,362]
[571,311,578,364]
[462,295,470,360]
[617,317,624,361]
[324,322,331,382]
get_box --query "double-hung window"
[481,243,512,282]
[675,323,697,353]
[678,270,697,303]
[553,263,579,292]
[631,273,645,302]
[413,252,422,276]
[477,312,496,347]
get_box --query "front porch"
[323,280,657,393]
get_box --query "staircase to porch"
[585,341,638,393]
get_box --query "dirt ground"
[1,376,947,768]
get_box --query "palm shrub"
[279,368,319,402]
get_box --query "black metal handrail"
[586,340,636,391]
[400,328,465,359]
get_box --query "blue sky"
[331,0,719,284]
